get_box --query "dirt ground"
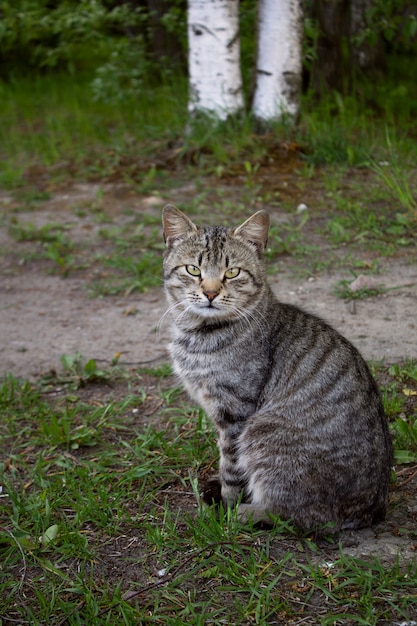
[1,179,417,576]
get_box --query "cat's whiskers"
[174,303,194,327]
[228,303,268,339]
[157,300,186,339]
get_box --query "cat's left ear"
[162,204,197,244]
[233,210,270,252]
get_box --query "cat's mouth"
[193,301,223,317]
[201,303,219,312]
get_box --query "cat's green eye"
[186,265,201,277]
[224,267,240,279]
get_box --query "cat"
[162,204,393,533]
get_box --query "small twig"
[98,539,253,616]
[0,530,32,624]
[395,464,417,476]
[398,468,417,486]
[6,530,27,593]
[200,458,217,480]
[159,489,196,496]
[122,539,252,602]
[95,355,168,366]
[0,617,31,624]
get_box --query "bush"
[0,1,151,76]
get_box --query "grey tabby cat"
[162,204,392,533]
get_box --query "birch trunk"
[252,0,303,122]
[187,0,243,120]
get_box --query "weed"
[334,277,385,300]
[299,93,372,167]
[9,221,65,244]
[375,359,417,463]
[393,416,417,463]
[265,212,312,264]
[8,220,75,274]
[323,197,416,255]
[137,363,173,378]
[91,220,163,295]
[382,382,408,419]
[375,162,417,215]
[299,555,417,624]
[389,359,417,384]
[102,252,162,294]
[60,352,110,388]
[0,73,188,179]
[372,131,417,216]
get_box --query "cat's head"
[162,205,270,322]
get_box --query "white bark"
[252,0,303,122]
[187,0,243,120]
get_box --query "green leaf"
[40,524,59,546]
[84,358,97,376]
[394,449,417,464]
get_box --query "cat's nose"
[203,290,219,302]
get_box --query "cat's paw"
[237,503,274,528]
[200,476,222,505]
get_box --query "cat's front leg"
[217,427,246,508]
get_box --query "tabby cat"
[162,205,392,533]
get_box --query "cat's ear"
[162,204,197,244]
[233,210,270,251]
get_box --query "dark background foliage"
[1,0,416,99]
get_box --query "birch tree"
[187,0,243,120]
[252,0,303,122]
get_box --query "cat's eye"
[224,267,240,279]
[186,265,201,276]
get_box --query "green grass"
[1,359,417,624]
[0,73,188,187]
[2,65,417,185]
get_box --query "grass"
[1,67,416,183]
[0,72,188,187]
[1,358,417,624]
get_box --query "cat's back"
[260,297,385,421]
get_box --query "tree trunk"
[147,0,184,67]
[350,0,385,70]
[252,0,303,123]
[311,0,385,94]
[311,0,351,94]
[187,0,243,120]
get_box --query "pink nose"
[204,290,218,302]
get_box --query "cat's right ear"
[162,205,197,244]
[233,210,270,252]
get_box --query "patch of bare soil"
[1,180,417,582]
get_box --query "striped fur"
[162,205,393,533]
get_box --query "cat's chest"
[169,330,267,419]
